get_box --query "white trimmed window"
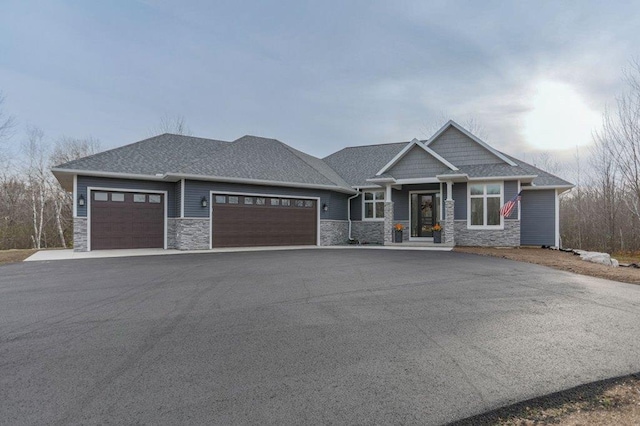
[363,190,385,220]
[468,183,503,228]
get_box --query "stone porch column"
[444,200,455,245]
[444,181,455,245]
[383,201,394,245]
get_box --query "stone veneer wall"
[73,217,88,252]
[351,221,384,244]
[176,218,210,250]
[383,202,394,245]
[167,218,177,249]
[454,220,520,247]
[320,220,349,246]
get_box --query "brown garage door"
[212,194,317,248]
[91,191,164,250]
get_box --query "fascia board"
[394,177,441,184]
[375,139,417,176]
[165,173,357,194]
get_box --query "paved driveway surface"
[1,249,639,425]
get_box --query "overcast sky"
[1,0,639,162]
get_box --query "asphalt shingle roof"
[54,133,354,192]
[322,142,408,187]
[54,129,572,191]
[54,133,229,176]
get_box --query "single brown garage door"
[91,191,164,250]
[212,194,317,248]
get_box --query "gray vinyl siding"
[452,182,467,220]
[520,190,556,246]
[76,176,178,218]
[387,146,450,179]
[184,180,350,220]
[504,180,519,218]
[428,127,504,166]
[350,194,362,220]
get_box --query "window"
[281,199,290,206]
[133,194,146,203]
[304,200,313,208]
[215,195,226,204]
[469,183,502,227]
[270,198,280,206]
[228,196,239,204]
[111,193,125,202]
[295,200,304,207]
[244,197,253,205]
[363,190,385,219]
[149,195,161,204]
[256,197,266,205]
[94,192,108,201]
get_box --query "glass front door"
[410,193,440,238]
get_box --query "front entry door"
[410,193,440,238]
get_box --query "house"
[52,121,573,251]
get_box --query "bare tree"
[23,126,48,249]
[594,59,640,222]
[153,113,192,136]
[49,136,101,247]
[0,92,16,169]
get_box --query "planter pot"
[394,230,403,243]
[433,230,442,243]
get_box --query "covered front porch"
[382,180,456,246]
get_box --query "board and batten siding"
[503,180,519,219]
[520,189,556,246]
[76,176,178,218]
[428,127,504,166]
[387,146,450,179]
[452,182,467,220]
[183,180,350,221]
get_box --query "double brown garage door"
[91,191,164,250]
[212,194,317,248]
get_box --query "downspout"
[347,188,360,241]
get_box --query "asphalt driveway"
[1,249,639,425]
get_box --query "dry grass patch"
[454,246,640,285]
[0,249,38,265]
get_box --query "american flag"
[500,191,522,217]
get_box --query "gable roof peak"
[426,120,518,167]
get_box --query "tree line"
[560,60,640,253]
[1,61,639,254]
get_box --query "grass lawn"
[612,251,640,264]
[0,249,38,265]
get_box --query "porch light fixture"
[78,194,85,207]
[322,203,328,212]
[201,196,208,208]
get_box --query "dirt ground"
[0,249,37,265]
[454,246,640,285]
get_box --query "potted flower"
[431,223,442,243]
[393,223,404,243]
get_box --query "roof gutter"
[51,168,357,195]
